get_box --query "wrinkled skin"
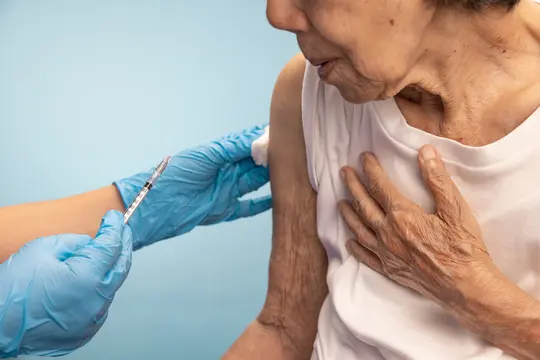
[266,0,436,103]
[337,146,540,359]
[338,145,492,307]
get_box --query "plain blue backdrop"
[0,1,298,359]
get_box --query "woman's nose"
[266,0,309,33]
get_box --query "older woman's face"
[267,0,436,103]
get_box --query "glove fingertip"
[253,196,272,213]
[235,196,272,219]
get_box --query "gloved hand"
[0,211,132,358]
[114,124,271,250]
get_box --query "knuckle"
[388,207,409,226]
[388,209,418,237]
[386,261,406,278]
[388,199,405,215]
[351,197,365,214]
[380,259,393,276]
[367,177,382,197]
[354,224,366,238]
[428,167,448,187]
[372,218,386,232]
[367,258,380,272]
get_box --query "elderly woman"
[224,0,540,360]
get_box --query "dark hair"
[439,0,520,10]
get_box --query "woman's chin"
[335,83,382,104]
[322,70,384,104]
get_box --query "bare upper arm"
[267,53,312,206]
[260,52,329,357]
[222,53,327,360]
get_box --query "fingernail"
[420,145,438,162]
[340,167,346,179]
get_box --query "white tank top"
[302,62,540,360]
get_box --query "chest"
[319,126,540,296]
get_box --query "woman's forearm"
[455,267,540,360]
[0,185,125,262]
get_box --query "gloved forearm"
[0,186,124,262]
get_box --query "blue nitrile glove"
[0,211,132,358]
[114,124,271,250]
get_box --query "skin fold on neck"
[395,0,540,146]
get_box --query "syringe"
[123,155,171,224]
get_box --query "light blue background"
[0,1,298,359]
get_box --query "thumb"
[96,219,132,301]
[64,210,126,278]
[418,145,470,224]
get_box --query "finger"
[417,145,471,223]
[346,240,384,275]
[64,210,125,278]
[340,166,385,231]
[360,153,413,213]
[52,234,93,262]
[230,196,273,220]
[236,164,270,197]
[211,124,269,164]
[96,223,133,301]
[338,201,379,254]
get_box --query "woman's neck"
[396,0,540,146]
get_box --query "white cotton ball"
[251,125,270,167]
